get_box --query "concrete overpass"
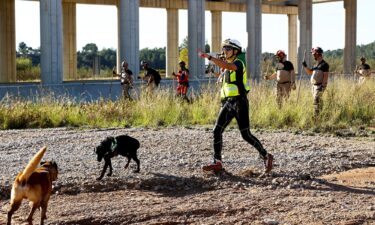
[0,0,357,100]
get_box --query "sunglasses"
[222,46,233,51]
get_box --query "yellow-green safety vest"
[220,58,250,99]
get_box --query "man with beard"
[302,47,330,118]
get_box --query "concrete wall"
[0,79,218,102]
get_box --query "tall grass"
[0,78,374,131]
[250,78,375,131]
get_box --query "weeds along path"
[0,127,374,224]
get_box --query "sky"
[15,0,375,55]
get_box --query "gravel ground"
[0,127,374,225]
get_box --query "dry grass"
[0,78,374,131]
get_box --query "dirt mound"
[320,167,375,189]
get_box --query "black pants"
[213,96,267,161]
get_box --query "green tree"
[99,48,116,70]
[16,42,40,66]
[179,36,188,50]
[18,42,30,56]
[77,43,98,69]
[179,48,189,66]
[139,47,166,69]
[82,43,98,66]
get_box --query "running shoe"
[202,160,223,173]
[264,153,274,173]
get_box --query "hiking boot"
[263,153,274,173]
[202,160,223,173]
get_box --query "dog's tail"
[18,146,47,182]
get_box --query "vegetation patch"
[0,78,374,133]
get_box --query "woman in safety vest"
[198,39,273,173]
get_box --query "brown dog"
[7,146,58,225]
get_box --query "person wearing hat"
[172,61,190,102]
[302,47,330,118]
[112,60,133,100]
[355,57,372,84]
[198,39,274,174]
[264,50,296,108]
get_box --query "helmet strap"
[226,54,236,62]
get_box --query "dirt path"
[0,127,374,224]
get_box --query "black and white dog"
[94,135,140,180]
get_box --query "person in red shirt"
[172,61,190,102]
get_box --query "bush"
[16,57,40,81]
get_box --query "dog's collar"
[110,137,118,152]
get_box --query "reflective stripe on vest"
[220,58,250,99]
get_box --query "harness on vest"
[102,137,118,158]
[220,58,250,99]
[110,137,117,153]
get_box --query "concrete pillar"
[166,8,179,78]
[246,0,262,83]
[188,0,205,79]
[288,14,298,71]
[0,0,16,83]
[298,0,312,70]
[63,2,77,80]
[211,10,222,53]
[40,0,63,84]
[117,0,139,78]
[344,0,357,75]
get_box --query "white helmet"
[222,39,242,52]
